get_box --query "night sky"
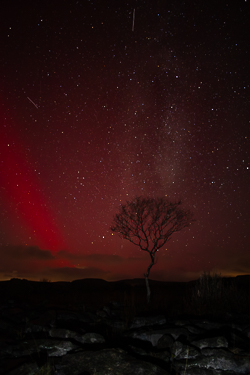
[0,0,249,282]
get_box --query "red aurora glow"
[0,125,67,251]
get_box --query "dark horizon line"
[1,274,250,284]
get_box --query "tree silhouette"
[111,196,194,302]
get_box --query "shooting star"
[132,8,135,32]
[27,97,39,109]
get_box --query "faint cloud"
[57,250,124,264]
[57,250,146,266]
[0,245,55,261]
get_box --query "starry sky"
[0,0,249,282]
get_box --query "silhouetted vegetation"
[1,274,250,321]
[184,272,250,317]
[111,196,194,302]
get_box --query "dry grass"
[35,363,54,375]
[183,271,250,317]
[121,273,250,320]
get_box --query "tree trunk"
[145,275,151,304]
[144,252,155,303]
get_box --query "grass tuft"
[35,363,54,375]
[184,271,250,317]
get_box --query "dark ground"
[1,275,250,318]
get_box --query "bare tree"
[111,196,194,303]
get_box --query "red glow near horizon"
[0,125,68,251]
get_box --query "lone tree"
[111,196,194,303]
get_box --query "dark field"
[1,275,250,318]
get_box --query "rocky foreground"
[1,277,250,375]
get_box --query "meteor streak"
[27,97,38,109]
[132,8,135,32]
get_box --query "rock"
[50,327,85,340]
[130,315,167,328]
[230,329,250,351]
[151,350,171,363]
[175,348,250,373]
[176,344,200,360]
[191,335,228,349]
[79,332,105,344]
[125,328,167,347]
[157,333,174,349]
[50,327,105,345]
[1,296,250,375]
[171,340,184,357]
[125,326,189,346]
[104,317,126,331]
[3,362,39,375]
[55,348,170,375]
[4,338,78,357]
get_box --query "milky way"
[0,0,249,282]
